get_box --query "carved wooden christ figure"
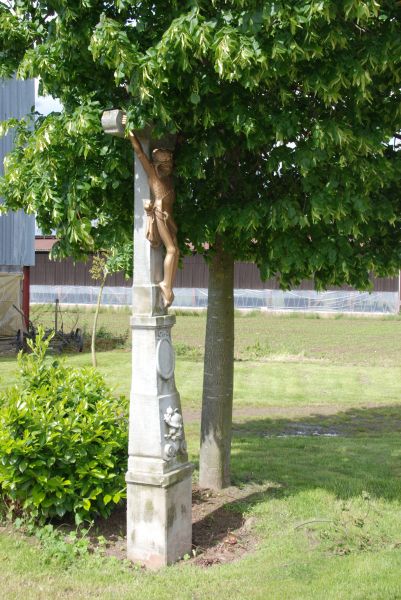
[123,120,179,308]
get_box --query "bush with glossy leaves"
[0,329,128,525]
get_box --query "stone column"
[125,135,193,568]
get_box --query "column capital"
[130,314,176,329]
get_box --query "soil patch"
[190,485,260,567]
[85,483,263,567]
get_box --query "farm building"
[0,78,35,344]
[32,237,401,314]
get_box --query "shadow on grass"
[230,404,401,502]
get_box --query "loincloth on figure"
[144,201,177,248]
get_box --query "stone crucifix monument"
[101,110,193,568]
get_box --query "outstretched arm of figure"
[128,131,154,178]
[122,119,154,178]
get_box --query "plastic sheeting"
[0,273,23,335]
[30,285,400,314]
[31,285,132,306]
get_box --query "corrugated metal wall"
[31,251,400,292]
[0,78,35,267]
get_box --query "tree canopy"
[1,0,401,491]
[0,0,401,282]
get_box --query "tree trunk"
[91,274,106,368]
[199,240,234,490]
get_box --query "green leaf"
[18,460,28,473]
[82,498,91,511]
[190,93,200,105]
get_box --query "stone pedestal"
[126,138,193,568]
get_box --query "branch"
[294,519,333,530]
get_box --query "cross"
[102,109,193,568]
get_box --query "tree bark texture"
[199,241,234,490]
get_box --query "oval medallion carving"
[156,337,175,380]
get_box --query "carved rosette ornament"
[163,406,187,460]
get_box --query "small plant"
[95,325,114,340]
[34,524,91,565]
[0,328,128,525]
[174,342,203,360]
[96,534,107,553]
[89,246,132,366]
[315,492,390,556]
[245,340,271,359]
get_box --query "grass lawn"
[1,311,401,599]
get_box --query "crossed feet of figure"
[160,281,174,309]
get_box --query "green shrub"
[0,329,128,525]
[174,342,203,360]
